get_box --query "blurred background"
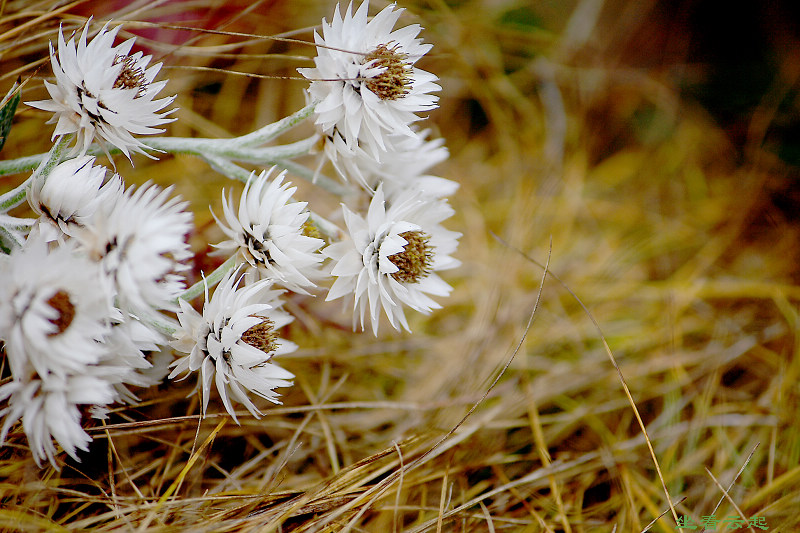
[2,0,800,530]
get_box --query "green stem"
[203,155,252,183]
[178,254,238,304]
[0,153,47,177]
[0,225,23,253]
[274,158,352,197]
[0,214,34,231]
[0,135,72,210]
[308,211,345,241]
[32,135,72,177]
[204,153,352,197]
[133,308,180,337]
[0,177,32,212]
[144,134,319,162]
[0,103,314,177]
[234,102,316,147]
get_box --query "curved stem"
[0,178,31,212]
[0,225,24,253]
[144,133,319,162]
[178,253,238,304]
[308,211,345,241]
[0,213,34,231]
[0,102,315,177]
[138,310,180,338]
[205,150,352,198]
[233,102,316,147]
[0,152,47,177]
[203,155,252,183]
[0,135,72,210]
[31,135,73,179]
[274,158,352,197]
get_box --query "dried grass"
[1,0,799,531]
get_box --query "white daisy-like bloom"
[169,271,296,423]
[0,236,115,379]
[103,317,166,404]
[334,129,457,197]
[299,1,439,165]
[213,168,325,294]
[28,156,123,241]
[0,370,117,467]
[324,184,460,334]
[75,181,193,315]
[26,21,176,160]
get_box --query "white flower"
[0,236,115,379]
[333,129,457,197]
[0,371,116,467]
[75,181,193,315]
[299,1,439,164]
[213,168,325,294]
[324,184,460,334]
[28,156,123,241]
[26,21,176,160]
[103,317,168,404]
[0,236,125,467]
[169,271,296,423]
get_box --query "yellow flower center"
[302,219,322,241]
[389,230,433,283]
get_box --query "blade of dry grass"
[495,234,680,526]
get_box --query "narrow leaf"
[0,78,21,153]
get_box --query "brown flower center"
[46,290,76,336]
[388,230,433,283]
[113,55,147,97]
[241,317,278,355]
[364,43,411,101]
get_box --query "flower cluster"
[300,2,461,332]
[298,1,440,185]
[0,157,191,466]
[0,2,459,467]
